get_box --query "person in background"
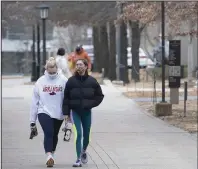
[62,59,104,167]
[56,48,72,78]
[29,57,68,167]
[68,44,92,74]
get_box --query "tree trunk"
[97,26,103,73]
[129,20,140,82]
[99,24,109,77]
[92,25,101,72]
[120,20,129,84]
[107,22,116,81]
[187,20,194,82]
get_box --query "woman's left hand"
[65,115,71,122]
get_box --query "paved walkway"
[113,85,197,92]
[2,78,197,169]
[132,96,197,102]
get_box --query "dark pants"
[38,113,63,153]
[71,110,92,159]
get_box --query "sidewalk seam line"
[96,141,120,169]
[89,143,109,169]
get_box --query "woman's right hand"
[30,123,36,128]
[29,123,38,139]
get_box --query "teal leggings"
[71,110,92,159]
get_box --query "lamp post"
[31,25,37,82]
[36,23,41,80]
[38,4,49,74]
[161,1,166,102]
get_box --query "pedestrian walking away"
[29,57,68,167]
[62,59,104,167]
[55,47,72,78]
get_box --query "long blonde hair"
[45,57,57,69]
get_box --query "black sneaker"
[81,150,88,164]
[72,159,82,167]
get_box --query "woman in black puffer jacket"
[62,58,104,167]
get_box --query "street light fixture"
[39,4,49,19]
[38,4,49,74]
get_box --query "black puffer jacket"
[62,74,104,115]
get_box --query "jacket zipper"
[80,76,83,109]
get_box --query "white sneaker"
[81,150,88,164]
[52,152,56,165]
[46,154,54,167]
[72,159,82,167]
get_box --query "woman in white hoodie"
[29,57,68,167]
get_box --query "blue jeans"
[38,113,63,153]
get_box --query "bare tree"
[107,21,116,80]
[92,25,101,72]
[2,1,117,76]
[120,1,198,81]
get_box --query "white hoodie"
[55,55,72,78]
[30,71,68,123]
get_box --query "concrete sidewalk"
[2,78,197,169]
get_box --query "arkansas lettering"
[43,85,63,92]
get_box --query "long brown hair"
[74,59,89,76]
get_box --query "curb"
[24,82,36,85]
[103,79,119,89]
[103,79,198,140]
[2,76,24,79]
[103,79,118,93]
[133,100,197,141]
[103,79,125,93]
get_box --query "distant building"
[2,20,55,75]
[2,39,56,75]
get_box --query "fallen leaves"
[137,100,198,133]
